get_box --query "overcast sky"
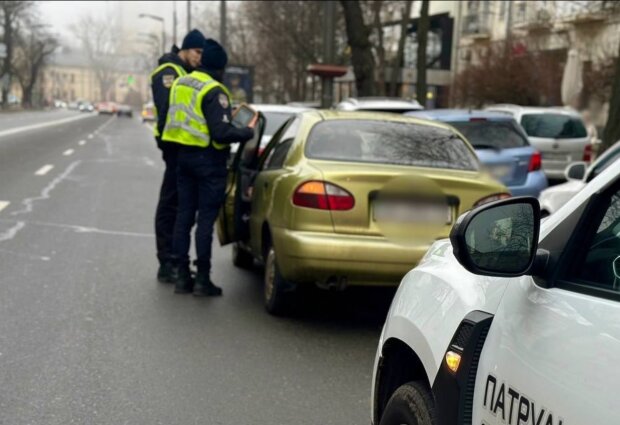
[37,1,193,46]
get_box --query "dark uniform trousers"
[155,142,179,265]
[172,145,228,273]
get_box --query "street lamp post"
[138,13,166,54]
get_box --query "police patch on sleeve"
[218,93,229,109]
[162,75,174,88]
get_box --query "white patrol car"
[372,154,620,425]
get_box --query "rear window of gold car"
[305,120,479,171]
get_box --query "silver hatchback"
[486,105,590,180]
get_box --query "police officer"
[162,39,255,296]
[151,29,205,283]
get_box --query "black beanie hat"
[181,29,205,50]
[201,38,228,70]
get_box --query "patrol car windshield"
[521,114,587,139]
[306,120,479,171]
[450,120,529,150]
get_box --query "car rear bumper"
[508,170,548,197]
[271,227,430,286]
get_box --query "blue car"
[407,109,548,197]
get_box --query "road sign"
[0,43,6,59]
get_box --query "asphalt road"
[0,111,395,425]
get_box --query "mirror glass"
[613,256,620,289]
[566,162,586,181]
[464,203,535,274]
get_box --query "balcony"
[513,5,553,32]
[462,13,492,39]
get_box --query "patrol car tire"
[379,381,437,425]
[232,242,253,269]
[264,246,292,316]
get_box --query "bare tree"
[340,0,375,96]
[12,25,58,107]
[0,0,33,108]
[70,14,120,101]
[389,0,413,97]
[602,40,620,152]
[415,0,429,105]
[370,0,386,96]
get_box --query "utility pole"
[187,0,191,32]
[321,1,336,108]
[220,1,227,49]
[173,1,177,46]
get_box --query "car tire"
[232,242,253,269]
[379,381,437,425]
[264,246,294,316]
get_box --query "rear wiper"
[472,144,500,151]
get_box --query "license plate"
[488,164,512,179]
[543,152,569,161]
[373,200,452,224]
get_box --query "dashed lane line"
[63,149,74,156]
[78,140,86,146]
[88,134,94,139]
[0,201,9,212]
[34,165,54,176]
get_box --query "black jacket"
[151,46,192,143]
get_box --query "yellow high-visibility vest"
[149,62,187,137]
[162,70,231,150]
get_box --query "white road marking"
[63,149,74,156]
[0,221,25,242]
[88,134,94,139]
[78,140,86,146]
[0,114,92,139]
[34,164,54,176]
[0,201,10,212]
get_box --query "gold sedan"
[218,111,508,314]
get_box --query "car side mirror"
[565,162,587,181]
[450,197,541,277]
[613,256,620,290]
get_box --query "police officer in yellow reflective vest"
[163,39,254,296]
[151,29,205,284]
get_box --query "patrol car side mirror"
[450,197,541,277]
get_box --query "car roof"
[336,97,423,110]
[485,104,582,117]
[407,109,515,122]
[305,109,456,132]
[250,104,311,114]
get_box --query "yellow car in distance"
[217,111,508,315]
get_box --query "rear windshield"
[450,120,529,150]
[306,120,479,171]
[521,113,587,139]
[262,111,294,135]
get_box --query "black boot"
[173,264,194,294]
[193,271,223,297]
[157,261,175,284]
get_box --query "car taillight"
[474,193,511,208]
[583,144,592,162]
[528,151,542,172]
[292,181,355,211]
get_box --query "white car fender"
[376,240,512,385]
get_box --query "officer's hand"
[248,115,258,129]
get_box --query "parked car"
[336,97,424,113]
[97,102,117,115]
[78,102,94,112]
[486,104,591,180]
[408,109,548,197]
[371,158,620,425]
[116,104,133,118]
[218,110,508,315]
[141,102,155,122]
[539,140,620,216]
[67,101,80,110]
